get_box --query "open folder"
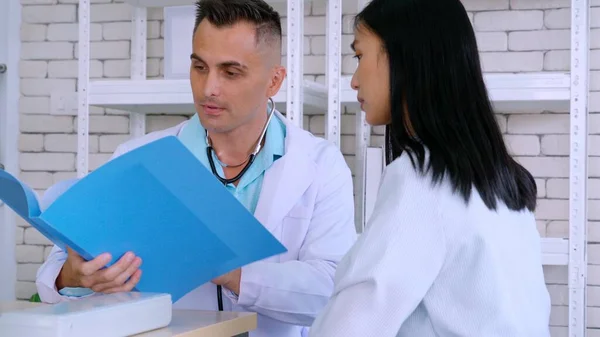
[0,135,287,302]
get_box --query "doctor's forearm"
[237,260,336,326]
[36,245,70,303]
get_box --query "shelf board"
[341,72,571,113]
[87,79,327,115]
[541,237,568,266]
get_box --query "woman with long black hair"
[309,0,551,336]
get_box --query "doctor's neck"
[205,108,269,166]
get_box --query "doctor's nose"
[203,72,222,97]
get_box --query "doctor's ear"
[266,66,286,98]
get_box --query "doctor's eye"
[191,62,207,71]
[224,70,241,79]
[353,54,362,62]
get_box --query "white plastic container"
[0,292,172,337]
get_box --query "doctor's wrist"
[56,266,75,290]
[224,280,240,295]
[225,269,241,295]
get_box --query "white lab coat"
[309,152,551,336]
[36,111,357,337]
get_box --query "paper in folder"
[0,136,287,302]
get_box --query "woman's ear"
[266,66,287,98]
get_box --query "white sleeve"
[228,145,357,326]
[309,159,448,337]
[36,180,94,304]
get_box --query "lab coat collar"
[253,110,315,233]
[170,109,315,234]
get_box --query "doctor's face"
[190,19,285,134]
[350,25,391,126]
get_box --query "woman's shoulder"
[382,152,436,191]
[376,153,438,207]
[384,152,420,176]
[378,151,459,214]
[366,152,449,250]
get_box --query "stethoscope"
[205,97,275,311]
[206,97,276,186]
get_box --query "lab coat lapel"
[254,115,315,234]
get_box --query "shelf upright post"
[77,0,91,178]
[354,108,371,233]
[130,6,148,138]
[325,0,341,148]
[286,0,304,128]
[354,0,371,233]
[569,0,590,335]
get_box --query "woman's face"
[350,25,392,126]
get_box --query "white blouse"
[309,152,551,337]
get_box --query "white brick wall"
[13,0,600,334]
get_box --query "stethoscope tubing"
[206,98,276,186]
[206,98,276,311]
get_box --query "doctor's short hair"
[194,0,282,47]
[355,0,538,213]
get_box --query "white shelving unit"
[86,79,327,115]
[341,72,572,113]
[567,2,590,335]
[76,0,342,176]
[76,0,589,335]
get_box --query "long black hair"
[355,0,537,212]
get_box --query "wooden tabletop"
[134,310,255,337]
[0,301,256,337]
[0,301,39,312]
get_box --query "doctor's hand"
[212,268,241,295]
[56,247,143,294]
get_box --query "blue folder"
[0,136,287,302]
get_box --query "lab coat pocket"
[280,212,311,261]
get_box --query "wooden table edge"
[173,311,257,337]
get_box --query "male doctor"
[35,0,356,336]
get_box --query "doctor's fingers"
[98,269,142,294]
[88,257,142,292]
[77,251,138,285]
[74,250,112,277]
[93,254,141,284]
